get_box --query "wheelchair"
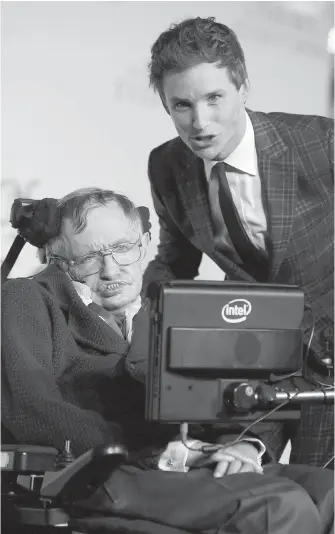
[1,441,127,534]
[2,198,334,533]
[1,440,191,534]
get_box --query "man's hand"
[186,441,263,477]
[211,442,263,477]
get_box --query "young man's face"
[61,202,149,314]
[162,62,248,161]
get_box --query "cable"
[220,390,301,449]
[304,371,334,389]
[304,306,315,367]
[178,307,333,458]
[180,422,189,444]
[323,455,335,469]
[268,370,301,383]
[180,391,301,454]
[302,306,334,388]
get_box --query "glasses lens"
[70,254,102,279]
[113,244,141,266]
[69,243,141,279]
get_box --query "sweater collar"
[33,264,129,353]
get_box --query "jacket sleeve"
[328,117,334,179]
[142,150,203,296]
[211,423,285,464]
[1,279,125,457]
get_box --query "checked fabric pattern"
[143,110,334,467]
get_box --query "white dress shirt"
[203,112,268,259]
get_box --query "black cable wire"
[303,308,334,389]
[297,310,333,469]
[323,455,335,469]
[180,391,301,454]
[304,305,315,366]
[179,306,334,461]
[268,369,301,383]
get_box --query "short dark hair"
[45,188,144,258]
[149,17,248,96]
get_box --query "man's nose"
[100,253,121,277]
[192,104,210,131]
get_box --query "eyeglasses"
[49,239,143,280]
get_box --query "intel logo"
[221,299,252,323]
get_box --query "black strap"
[1,234,26,284]
[214,163,268,281]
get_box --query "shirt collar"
[123,297,141,319]
[203,111,257,178]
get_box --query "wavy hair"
[149,17,248,96]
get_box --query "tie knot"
[210,161,227,182]
[213,160,227,171]
[115,313,126,327]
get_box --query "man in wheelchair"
[2,188,334,534]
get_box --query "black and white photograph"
[1,2,334,533]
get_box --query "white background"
[2,0,333,463]
[2,1,333,281]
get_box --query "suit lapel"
[249,111,297,281]
[210,248,257,281]
[169,112,298,282]
[174,145,215,255]
[174,145,258,281]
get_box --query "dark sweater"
[1,265,153,456]
[2,265,281,463]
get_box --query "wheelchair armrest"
[1,444,58,473]
[40,443,128,501]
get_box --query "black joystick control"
[55,440,76,470]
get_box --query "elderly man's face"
[61,202,148,313]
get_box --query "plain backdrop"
[1,1,333,278]
[2,0,333,464]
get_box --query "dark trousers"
[290,404,334,467]
[75,463,334,534]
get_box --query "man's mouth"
[190,134,218,146]
[101,281,128,296]
[106,282,124,289]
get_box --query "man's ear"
[140,232,151,270]
[141,232,150,256]
[239,78,250,103]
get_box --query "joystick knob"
[56,440,75,470]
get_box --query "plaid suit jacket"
[143,110,334,466]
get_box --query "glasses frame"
[48,238,143,280]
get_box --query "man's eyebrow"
[103,237,138,249]
[169,97,189,104]
[108,238,134,246]
[207,89,226,96]
[170,90,225,103]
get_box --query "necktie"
[87,303,127,340]
[209,162,268,281]
[115,314,128,340]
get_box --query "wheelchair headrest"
[2,197,152,283]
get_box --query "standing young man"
[143,17,334,467]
